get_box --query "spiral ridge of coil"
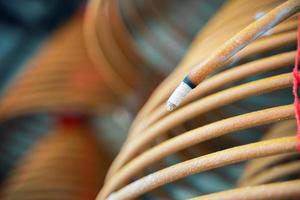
[100,0,300,199]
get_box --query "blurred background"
[0,0,223,199]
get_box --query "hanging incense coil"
[99,0,300,199]
[238,120,300,188]
[85,0,154,97]
[0,0,223,120]
[196,120,300,200]
[0,114,52,181]
[84,0,223,98]
[0,121,110,200]
[0,14,116,121]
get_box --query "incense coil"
[0,123,109,200]
[85,0,159,97]
[84,0,140,94]
[0,114,52,181]
[196,120,300,200]
[239,120,300,187]
[99,0,300,199]
[0,14,115,121]
[84,0,223,98]
[0,0,173,119]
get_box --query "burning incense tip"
[166,81,193,111]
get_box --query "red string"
[293,15,300,152]
[57,113,88,129]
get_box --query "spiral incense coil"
[0,122,109,200]
[0,114,52,181]
[84,0,139,95]
[99,0,300,199]
[166,0,300,110]
[238,120,300,187]
[130,0,297,126]
[85,0,158,97]
[84,0,223,99]
[0,14,116,121]
[196,120,300,200]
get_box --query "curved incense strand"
[167,0,300,111]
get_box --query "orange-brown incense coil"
[84,0,162,98]
[129,0,297,125]
[84,0,140,96]
[239,120,300,187]
[99,0,300,199]
[0,14,115,121]
[194,120,300,200]
[0,122,110,200]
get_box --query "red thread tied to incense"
[293,15,300,152]
[57,113,88,128]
